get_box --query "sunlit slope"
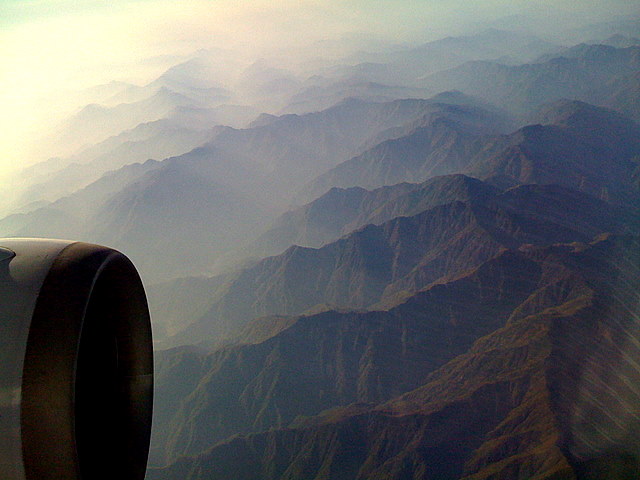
[165,182,635,347]
[148,235,640,480]
[247,175,498,260]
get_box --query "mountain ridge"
[148,235,640,479]
[165,181,633,348]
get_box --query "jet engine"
[0,239,153,480]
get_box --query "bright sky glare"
[0,0,638,179]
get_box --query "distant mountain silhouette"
[207,97,473,204]
[0,146,264,281]
[280,80,433,115]
[51,87,205,154]
[301,102,510,202]
[598,34,640,48]
[13,119,214,210]
[467,101,640,201]
[2,97,480,280]
[347,29,558,85]
[305,100,640,204]
[88,158,269,280]
[420,44,640,117]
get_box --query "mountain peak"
[427,90,482,106]
[247,113,279,128]
[532,99,635,128]
[530,100,640,152]
[333,96,369,108]
[601,34,640,48]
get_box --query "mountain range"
[2,95,517,281]
[304,100,640,204]
[148,234,640,479]
[420,44,640,119]
[3,26,640,480]
[161,178,637,348]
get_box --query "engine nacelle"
[0,239,153,480]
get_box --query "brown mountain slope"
[247,175,498,261]
[167,183,634,347]
[155,249,548,464]
[147,235,640,480]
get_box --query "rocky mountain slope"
[305,101,640,203]
[247,175,497,260]
[300,102,511,202]
[148,235,640,479]
[5,29,640,480]
[165,181,635,347]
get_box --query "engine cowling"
[0,239,153,480]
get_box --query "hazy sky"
[0,0,638,178]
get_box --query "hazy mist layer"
[1,0,638,181]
